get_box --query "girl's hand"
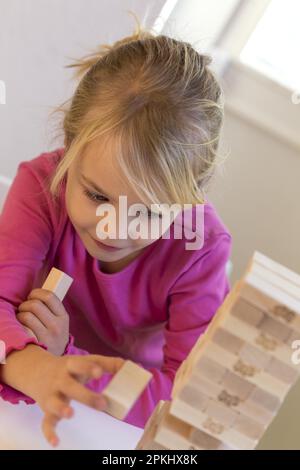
[29,353,125,447]
[17,288,70,356]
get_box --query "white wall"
[209,60,300,283]
[0,0,166,178]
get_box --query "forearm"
[0,343,54,399]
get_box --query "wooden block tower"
[136,251,300,450]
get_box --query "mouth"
[91,236,123,252]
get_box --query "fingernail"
[50,436,59,447]
[62,407,73,418]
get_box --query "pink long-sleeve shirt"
[0,148,232,428]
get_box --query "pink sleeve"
[0,159,56,404]
[69,233,232,428]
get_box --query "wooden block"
[285,329,300,347]
[146,441,168,450]
[135,400,166,450]
[190,428,234,450]
[155,402,200,450]
[170,397,257,450]
[221,312,299,371]
[234,413,265,440]
[175,367,269,429]
[178,383,209,412]
[172,359,193,398]
[290,314,300,332]
[231,296,264,326]
[170,385,210,434]
[236,392,274,426]
[42,267,73,301]
[189,373,222,399]
[249,386,281,413]
[244,271,300,315]
[212,328,244,355]
[238,343,272,370]
[194,356,227,385]
[219,426,258,450]
[204,399,237,427]
[180,368,273,427]
[253,251,300,289]
[23,267,73,339]
[251,261,300,301]
[221,370,256,401]
[170,391,209,431]
[238,281,300,333]
[258,315,292,342]
[172,355,227,400]
[146,394,257,450]
[265,356,299,385]
[202,342,289,400]
[102,360,152,420]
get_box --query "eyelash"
[83,188,161,218]
[83,188,108,203]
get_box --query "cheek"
[65,185,93,229]
[127,216,169,245]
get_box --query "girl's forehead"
[78,139,143,203]
[80,137,120,175]
[85,133,123,164]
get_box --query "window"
[240,0,300,91]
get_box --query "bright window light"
[240,0,300,91]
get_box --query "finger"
[28,288,68,317]
[42,412,61,447]
[62,375,107,411]
[66,356,105,381]
[46,393,74,420]
[65,355,125,382]
[18,300,58,331]
[16,311,46,338]
[87,355,126,374]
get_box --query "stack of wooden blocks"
[136,251,300,450]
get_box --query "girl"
[0,21,232,447]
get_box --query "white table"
[0,397,143,450]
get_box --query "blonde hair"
[49,12,225,207]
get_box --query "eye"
[148,211,159,219]
[83,188,108,203]
[146,210,162,219]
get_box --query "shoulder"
[154,199,232,283]
[170,197,231,252]
[17,147,65,183]
[12,147,67,227]
[203,198,231,240]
